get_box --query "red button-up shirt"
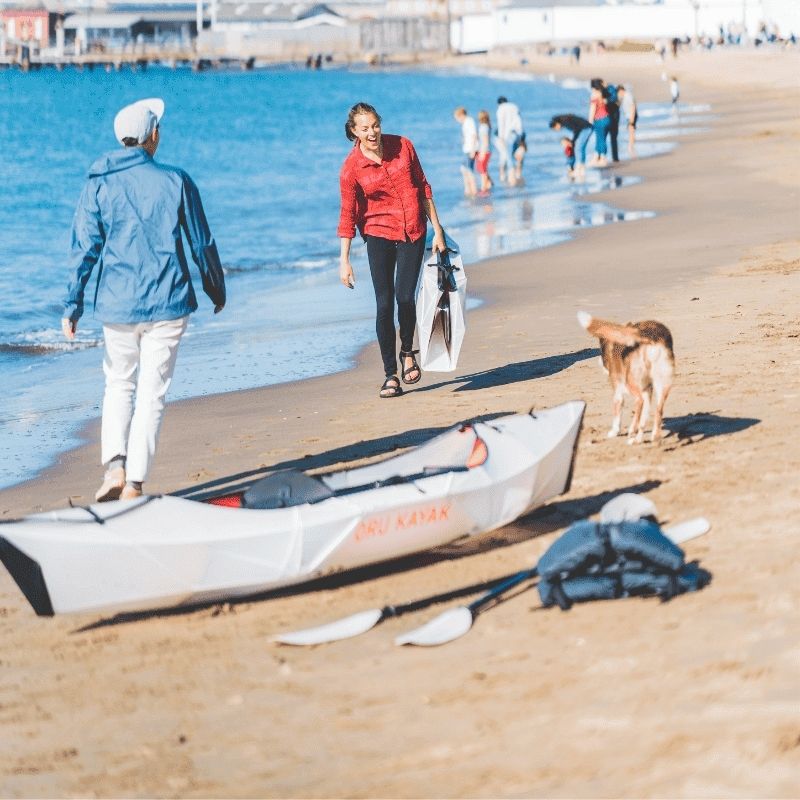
[337,134,433,243]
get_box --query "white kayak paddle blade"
[600,492,658,524]
[664,516,711,545]
[394,606,474,647]
[272,608,385,646]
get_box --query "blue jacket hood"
[87,148,152,178]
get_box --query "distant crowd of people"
[453,96,527,197]
[656,22,797,56]
[549,76,641,177]
[452,76,645,193]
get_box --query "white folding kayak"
[0,401,585,617]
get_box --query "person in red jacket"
[338,102,446,398]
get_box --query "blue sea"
[0,63,706,489]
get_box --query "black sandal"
[379,375,403,398]
[400,350,421,385]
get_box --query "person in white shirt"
[616,84,638,157]
[670,76,680,105]
[496,96,526,185]
[453,106,478,197]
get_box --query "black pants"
[608,108,620,162]
[366,233,426,377]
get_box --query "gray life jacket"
[537,519,711,611]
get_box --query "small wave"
[224,256,335,276]
[0,335,101,356]
[482,69,542,83]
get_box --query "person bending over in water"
[337,102,446,398]
[496,96,525,185]
[549,113,593,177]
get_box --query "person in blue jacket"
[62,97,226,502]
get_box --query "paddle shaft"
[385,569,538,619]
[467,567,539,617]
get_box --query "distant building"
[204,2,358,57]
[212,2,347,33]
[454,0,800,52]
[62,7,196,51]
[0,6,56,49]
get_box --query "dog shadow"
[662,412,760,448]
[73,480,661,632]
[412,348,598,393]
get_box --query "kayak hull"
[0,401,585,616]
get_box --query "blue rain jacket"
[64,148,226,324]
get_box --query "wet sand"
[1,48,799,797]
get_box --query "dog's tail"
[577,311,645,347]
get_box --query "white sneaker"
[95,467,126,502]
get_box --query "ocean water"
[0,64,703,489]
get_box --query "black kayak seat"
[242,470,334,510]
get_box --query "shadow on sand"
[662,412,760,448]
[412,348,598,393]
[73,479,661,632]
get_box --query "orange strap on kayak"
[206,493,243,507]
[466,431,488,469]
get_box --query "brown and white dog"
[577,311,675,444]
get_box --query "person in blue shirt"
[62,98,226,502]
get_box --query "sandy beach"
[1,47,799,797]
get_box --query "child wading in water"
[476,110,493,194]
[561,137,575,176]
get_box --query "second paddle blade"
[273,608,385,646]
[394,606,474,647]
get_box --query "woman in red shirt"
[338,102,446,398]
[587,82,610,168]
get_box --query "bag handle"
[435,242,460,292]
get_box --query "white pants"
[101,317,188,483]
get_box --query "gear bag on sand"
[537,519,711,610]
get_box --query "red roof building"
[1,7,52,49]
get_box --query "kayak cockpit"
[207,425,488,510]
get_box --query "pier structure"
[0,50,257,71]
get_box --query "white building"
[453,0,800,53]
[200,2,358,56]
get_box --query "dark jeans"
[366,233,426,377]
[608,107,620,161]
